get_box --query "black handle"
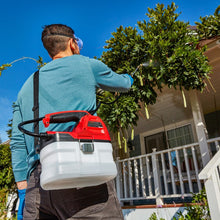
[18,111,89,138]
[50,112,88,123]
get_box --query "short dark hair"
[41,24,76,57]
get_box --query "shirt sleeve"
[10,101,28,182]
[90,59,132,92]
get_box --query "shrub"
[176,188,210,220]
[0,143,16,218]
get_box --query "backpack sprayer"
[18,62,150,190]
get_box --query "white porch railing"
[199,138,220,220]
[115,137,220,205]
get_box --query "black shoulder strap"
[32,70,39,148]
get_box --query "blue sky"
[0,0,219,142]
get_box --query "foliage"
[148,212,165,220]
[7,119,12,139]
[99,2,212,150]
[6,103,16,139]
[0,188,8,218]
[98,94,139,133]
[175,188,210,220]
[36,56,47,69]
[0,56,46,77]
[196,6,220,39]
[147,189,210,220]
[0,64,12,76]
[138,3,211,91]
[0,144,15,190]
[0,144,16,218]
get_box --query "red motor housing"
[43,111,111,142]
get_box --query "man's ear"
[70,38,80,54]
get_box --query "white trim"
[199,148,220,179]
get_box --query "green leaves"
[36,56,47,69]
[196,5,220,39]
[98,94,140,133]
[176,188,210,220]
[99,3,214,143]
[0,63,11,76]
[0,144,16,218]
[0,144,15,190]
[0,56,46,76]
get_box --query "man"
[10,24,133,219]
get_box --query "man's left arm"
[10,101,28,183]
[90,59,133,92]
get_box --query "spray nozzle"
[141,62,150,67]
[131,60,153,76]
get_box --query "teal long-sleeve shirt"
[10,55,131,182]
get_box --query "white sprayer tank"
[40,134,117,190]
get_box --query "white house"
[114,36,220,219]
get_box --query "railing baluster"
[128,159,133,198]
[161,153,168,195]
[191,146,202,191]
[139,158,146,197]
[215,141,220,152]
[215,167,220,186]
[122,161,128,198]
[146,156,152,196]
[134,159,140,198]
[176,150,184,195]
[183,148,193,192]
[168,151,176,194]
[115,158,122,200]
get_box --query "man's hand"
[17,181,27,220]
[17,181,27,190]
[126,74,134,86]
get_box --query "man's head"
[41,24,79,58]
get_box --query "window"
[167,124,194,148]
[144,132,167,154]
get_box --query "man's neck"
[53,51,73,60]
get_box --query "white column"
[152,148,163,206]
[189,90,210,166]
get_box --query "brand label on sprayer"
[80,143,94,153]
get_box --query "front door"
[144,132,167,154]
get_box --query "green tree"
[0,143,16,217]
[99,3,212,152]
[7,119,12,138]
[196,5,220,39]
[0,144,15,190]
